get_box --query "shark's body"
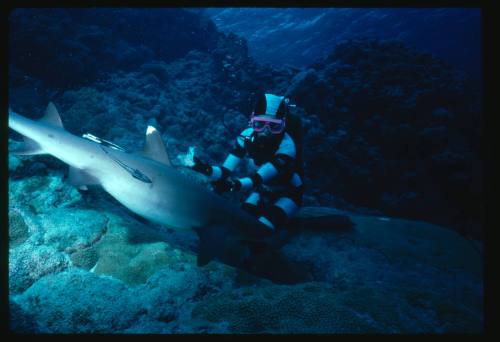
[9,103,274,266]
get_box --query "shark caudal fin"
[140,126,172,167]
[9,102,64,156]
[10,136,44,156]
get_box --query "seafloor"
[8,159,483,332]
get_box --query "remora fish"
[8,103,275,266]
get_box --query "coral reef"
[192,279,482,333]
[7,171,483,333]
[9,8,219,88]
[13,269,144,333]
[287,39,482,238]
[9,209,30,247]
[9,173,82,213]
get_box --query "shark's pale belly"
[99,166,210,231]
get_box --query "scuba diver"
[189,93,304,233]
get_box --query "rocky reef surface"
[286,39,483,239]
[8,8,484,333]
[8,151,483,333]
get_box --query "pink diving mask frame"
[249,113,286,134]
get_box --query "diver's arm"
[235,153,295,191]
[234,132,297,191]
[206,130,248,181]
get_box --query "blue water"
[204,8,482,79]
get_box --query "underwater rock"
[40,208,108,254]
[8,65,49,117]
[9,243,70,294]
[285,38,482,238]
[192,282,381,333]
[136,266,209,324]
[139,62,170,83]
[9,173,83,214]
[89,214,197,286]
[70,247,99,270]
[9,298,39,333]
[57,87,110,137]
[9,209,30,248]
[12,259,236,333]
[8,153,23,172]
[15,268,144,333]
[8,139,24,172]
[7,199,483,333]
[9,8,219,88]
[121,317,174,334]
[191,212,483,333]
[348,214,482,276]
[285,208,482,279]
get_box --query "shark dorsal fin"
[40,102,64,128]
[142,126,172,166]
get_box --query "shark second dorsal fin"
[141,126,172,167]
[40,102,64,128]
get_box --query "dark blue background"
[204,8,482,80]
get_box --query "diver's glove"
[211,178,241,194]
[191,156,212,176]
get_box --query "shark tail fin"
[10,136,45,156]
[9,102,64,156]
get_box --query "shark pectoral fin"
[141,126,172,167]
[223,238,252,267]
[195,224,229,267]
[10,136,45,155]
[68,166,100,188]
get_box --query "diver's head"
[249,93,289,139]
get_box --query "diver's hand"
[191,156,212,176]
[211,178,241,194]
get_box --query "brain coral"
[192,282,381,333]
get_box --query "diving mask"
[249,114,286,134]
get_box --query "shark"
[8,102,277,267]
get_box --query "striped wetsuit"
[209,127,303,231]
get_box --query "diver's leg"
[258,186,303,231]
[241,191,262,217]
[257,199,297,231]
